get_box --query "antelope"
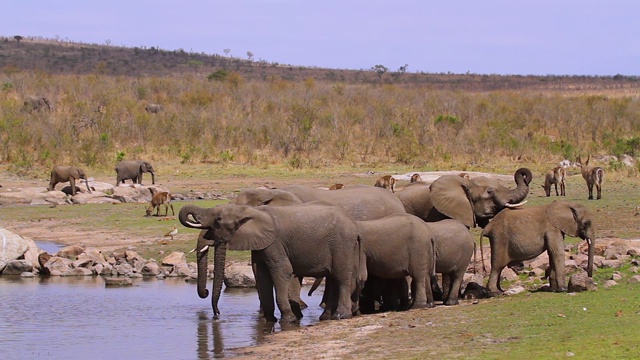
[374,175,396,193]
[410,173,423,183]
[329,183,344,190]
[576,155,604,200]
[542,166,566,197]
[146,191,175,217]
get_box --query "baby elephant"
[146,191,174,217]
[48,165,91,196]
[481,201,595,295]
[543,166,566,196]
[374,175,396,193]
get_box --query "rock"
[604,280,618,288]
[600,260,623,269]
[105,277,133,287]
[56,245,85,260]
[612,272,623,281]
[140,261,160,276]
[162,252,187,267]
[111,186,152,204]
[504,286,526,295]
[2,260,34,275]
[44,257,73,275]
[500,267,519,281]
[627,248,640,256]
[113,263,134,276]
[77,249,107,263]
[568,271,597,292]
[528,268,545,277]
[629,275,640,284]
[20,272,36,278]
[0,227,33,273]
[605,244,632,260]
[526,253,549,270]
[71,192,118,205]
[67,267,93,276]
[223,262,256,288]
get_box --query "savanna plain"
[1,37,640,359]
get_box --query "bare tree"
[223,48,231,57]
[371,64,388,80]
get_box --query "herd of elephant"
[176,166,596,323]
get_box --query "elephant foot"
[443,298,459,306]
[279,312,299,324]
[288,300,304,320]
[262,314,278,323]
[552,287,567,293]
[319,309,332,321]
[331,312,353,320]
[486,291,504,298]
[411,301,436,309]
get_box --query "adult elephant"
[115,160,156,185]
[23,96,51,112]
[357,213,436,311]
[179,202,363,323]
[396,168,532,228]
[481,200,595,294]
[48,165,91,195]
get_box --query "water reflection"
[0,276,324,359]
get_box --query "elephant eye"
[213,216,222,229]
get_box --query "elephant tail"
[479,230,487,274]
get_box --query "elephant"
[357,213,436,311]
[178,202,364,323]
[145,103,164,114]
[396,168,532,228]
[425,219,475,305]
[115,160,156,185]
[48,165,91,195]
[23,96,51,112]
[481,200,595,294]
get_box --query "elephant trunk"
[179,205,211,228]
[150,172,155,185]
[196,232,210,300]
[85,178,92,194]
[586,238,594,277]
[211,242,227,319]
[507,168,532,205]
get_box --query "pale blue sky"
[5,1,639,75]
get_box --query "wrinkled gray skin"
[231,186,405,313]
[115,160,155,185]
[48,165,91,195]
[179,202,363,323]
[481,201,595,294]
[396,168,532,229]
[357,214,436,310]
[426,219,475,305]
[145,103,164,113]
[23,96,51,112]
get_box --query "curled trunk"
[508,168,532,204]
[211,243,227,319]
[150,172,156,185]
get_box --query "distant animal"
[23,96,51,112]
[145,103,164,114]
[48,165,91,196]
[329,183,344,190]
[164,225,178,240]
[458,172,470,180]
[410,174,422,183]
[543,166,566,197]
[576,155,604,200]
[146,191,174,217]
[115,160,156,185]
[374,175,396,193]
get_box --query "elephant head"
[179,204,276,318]
[547,201,595,276]
[140,161,155,185]
[73,167,92,193]
[231,188,302,206]
[429,168,532,228]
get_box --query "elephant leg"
[546,236,567,292]
[332,273,354,320]
[359,277,378,314]
[287,276,305,320]
[444,271,465,306]
[253,257,277,322]
[320,277,337,320]
[48,180,57,192]
[410,274,433,309]
[487,265,505,294]
[70,178,77,195]
[270,266,297,323]
[431,274,444,301]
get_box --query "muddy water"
[0,276,324,359]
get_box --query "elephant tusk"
[504,200,527,208]
[586,238,592,245]
[188,248,196,254]
[199,245,209,253]
[184,220,204,228]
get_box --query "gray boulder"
[568,271,597,292]
[2,260,34,275]
[0,227,39,273]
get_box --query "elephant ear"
[430,175,475,228]
[547,201,579,237]
[69,167,80,179]
[228,207,276,251]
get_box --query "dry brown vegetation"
[1,35,640,180]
